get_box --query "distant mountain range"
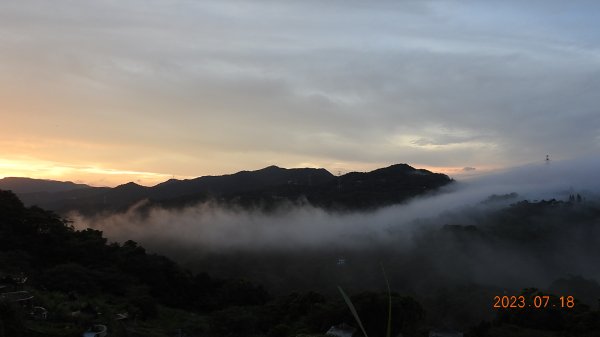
[0,164,453,214]
[0,177,90,194]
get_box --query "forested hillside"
[2,190,600,336]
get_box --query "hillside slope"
[10,164,452,214]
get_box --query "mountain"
[149,165,335,199]
[208,163,453,210]
[0,177,90,194]
[6,164,452,214]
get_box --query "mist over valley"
[57,159,600,326]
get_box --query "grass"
[338,264,392,337]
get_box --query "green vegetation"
[2,189,600,336]
[337,266,394,337]
[0,189,426,336]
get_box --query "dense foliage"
[0,190,267,311]
[3,189,600,336]
[0,190,429,336]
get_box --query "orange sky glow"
[0,155,492,187]
[1,1,594,187]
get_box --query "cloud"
[67,156,600,300]
[71,156,600,246]
[1,1,600,182]
[70,156,600,248]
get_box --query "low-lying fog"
[70,157,600,314]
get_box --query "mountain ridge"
[2,163,452,214]
[0,177,91,194]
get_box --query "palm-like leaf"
[338,286,369,337]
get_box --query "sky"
[1,1,599,186]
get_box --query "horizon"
[0,161,492,188]
[1,1,598,186]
